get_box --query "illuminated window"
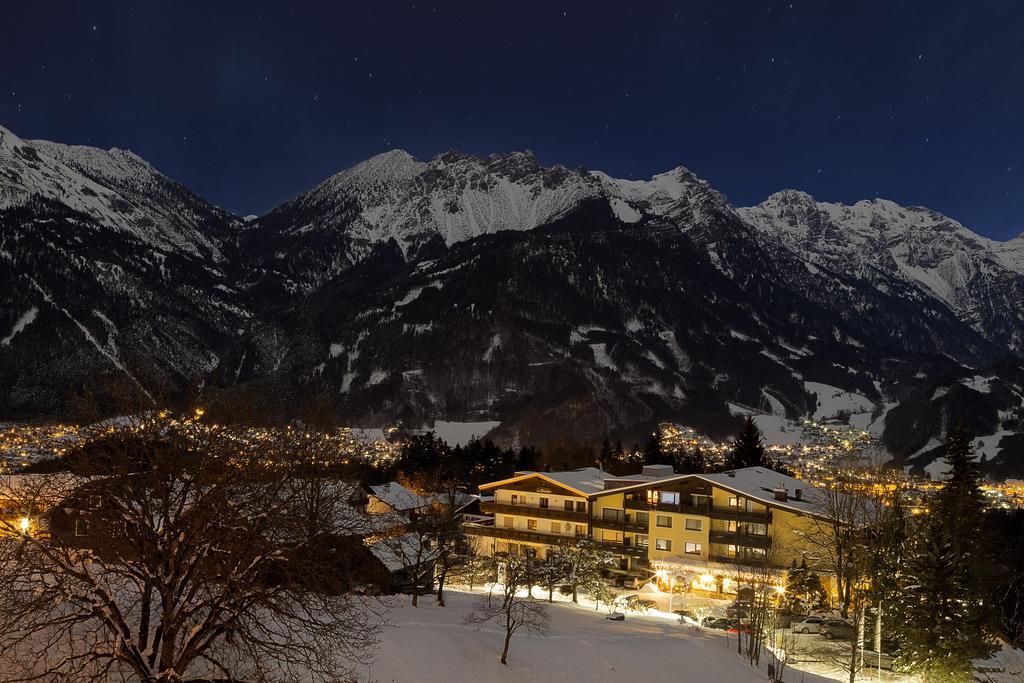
[550,521,560,533]
[655,538,672,551]
[527,519,537,530]
[685,518,702,531]
[659,491,679,505]
[656,515,672,528]
[635,534,649,547]
[635,511,649,525]
[574,524,586,536]
[684,542,702,555]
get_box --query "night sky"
[1,1,1021,239]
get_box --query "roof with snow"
[480,467,614,496]
[370,482,430,512]
[368,532,439,572]
[697,467,826,517]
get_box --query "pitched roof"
[698,467,826,517]
[368,532,439,572]
[370,482,430,512]
[479,467,613,497]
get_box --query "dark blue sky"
[1,1,1021,239]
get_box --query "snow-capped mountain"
[241,149,731,299]
[1,125,1021,474]
[739,190,1024,353]
[0,125,247,416]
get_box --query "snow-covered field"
[364,589,836,683]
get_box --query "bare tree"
[795,476,880,683]
[547,537,615,603]
[795,480,871,617]
[534,554,568,603]
[464,551,549,665]
[372,514,437,607]
[413,473,470,607]
[729,542,785,667]
[0,415,387,683]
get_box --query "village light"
[19,516,30,533]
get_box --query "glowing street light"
[19,516,30,534]
[654,569,677,613]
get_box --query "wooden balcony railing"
[464,523,580,546]
[480,501,588,523]
[709,530,772,549]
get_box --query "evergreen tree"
[642,429,669,465]
[598,439,613,470]
[785,560,828,613]
[895,424,996,681]
[727,416,771,469]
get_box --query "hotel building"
[466,465,838,595]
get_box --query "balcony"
[591,512,647,534]
[708,507,772,524]
[625,496,773,524]
[709,530,773,549]
[464,523,579,546]
[594,539,648,558]
[480,501,588,523]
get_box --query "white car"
[792,616,826,634]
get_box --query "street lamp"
[18,516,30,534]
[655,569,676,613]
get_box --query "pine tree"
[728,416,770,469]
[642,429,668,465]
[895,424,997,681]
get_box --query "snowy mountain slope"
[214,199,1022,466]
[738,190,1024,353]
[0,126,237,261]
[2,124,1021,473]
[0,125,248,417]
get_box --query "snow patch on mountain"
[1,307,38,346]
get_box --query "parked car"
[776,608,806,629]
[704,617,733,630]
[792,616,826,634]
[727,620,756,635]
[821,619,856,640]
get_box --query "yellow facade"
[466,467,841,598]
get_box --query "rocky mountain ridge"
[1,125,1021,474]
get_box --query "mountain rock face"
[0,126,248,416]
[739,191,1024,354]
[1,124,1022,474]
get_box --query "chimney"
[794,488,803,501]
[641,464,675,478]
[774,488,788,502]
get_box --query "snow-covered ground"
[428,420,501,446]
[364,589,836,683]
